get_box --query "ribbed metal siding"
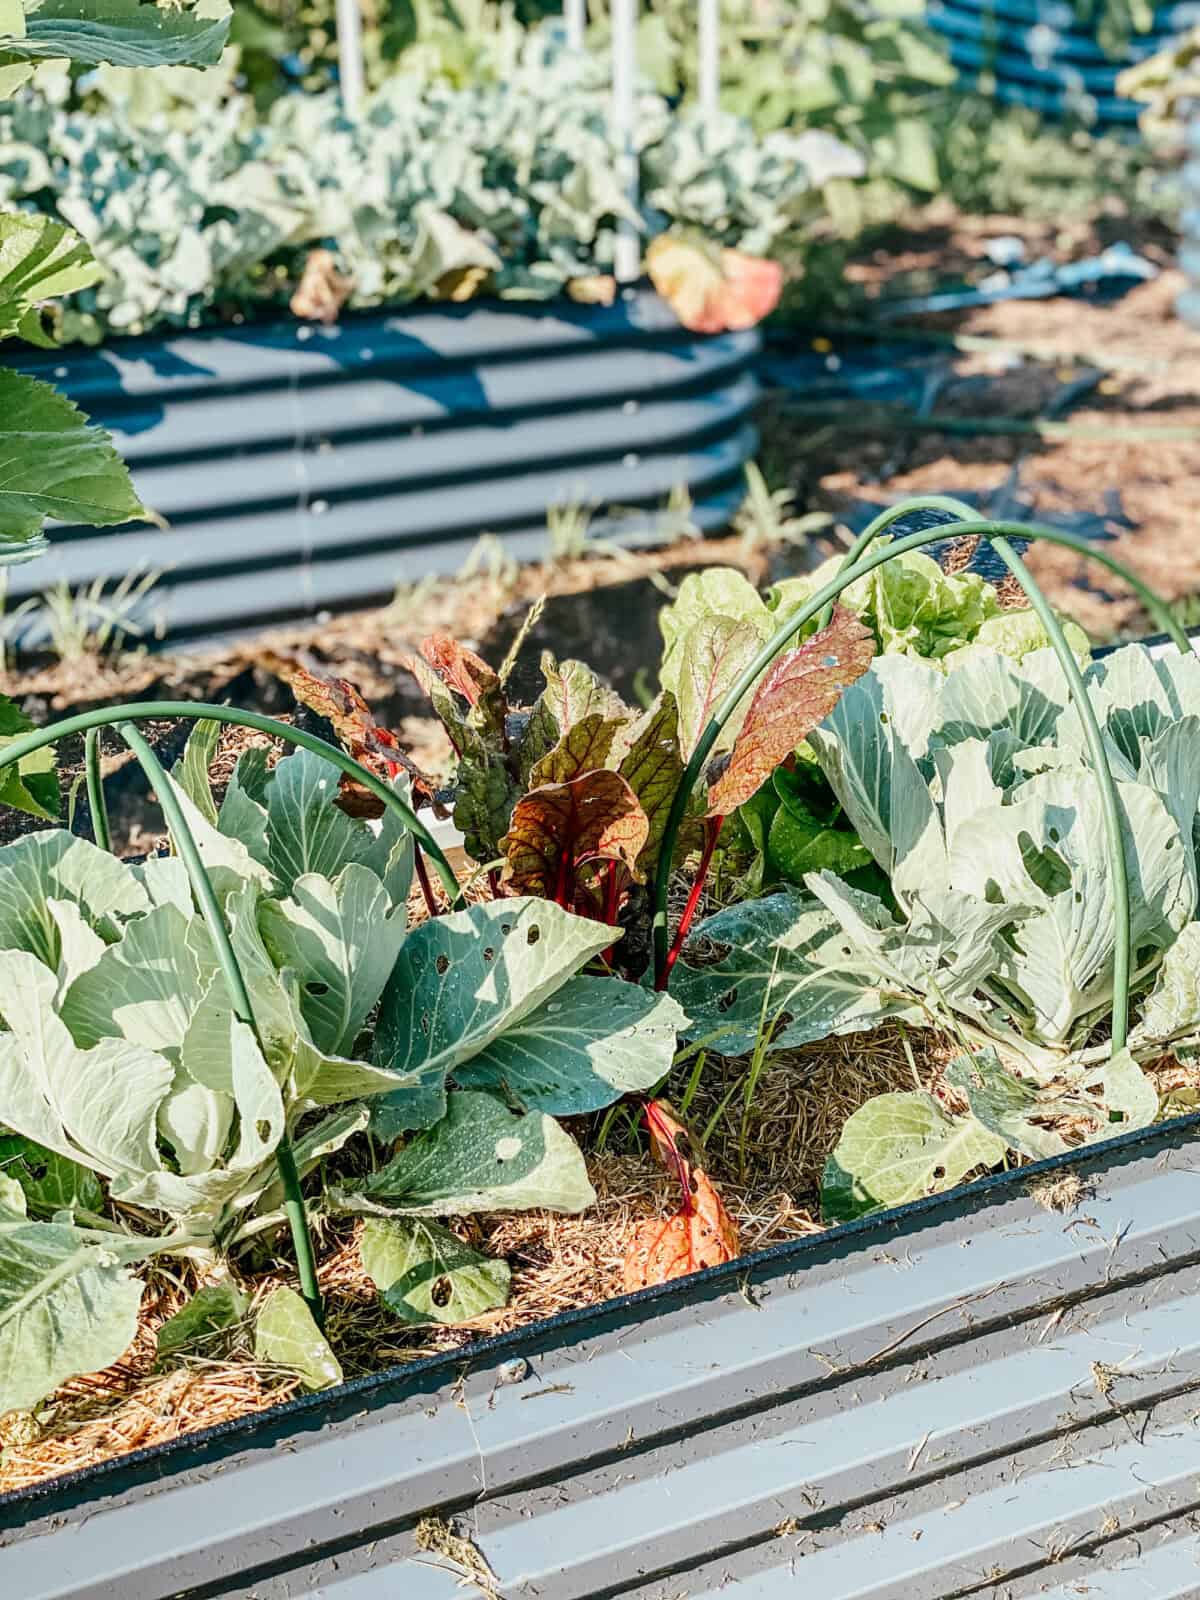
[928,0,1200,123]
[5,1113,1200,1599]
[4,290,758,643]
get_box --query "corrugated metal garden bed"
[1,288,757,645]
[3,514,1200,1600]
[4,1111,1200,1599]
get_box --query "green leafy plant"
[623,0,955,219]
[0,0,232,816]
[0,709,684,1415]
[658,533,1092,893]
[663,503,1193,1224]
[391,606,874,987]
[731,462,830,551]
[0,33,840,343]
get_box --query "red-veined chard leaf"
[674,614,767,763]
[706,607,875,816]
[502,769,649,897]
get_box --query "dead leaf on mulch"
[623,1100,740,1289]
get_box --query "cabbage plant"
[658,540,1092,891]
[0,734,683,1416]
[674,642,1200,1218]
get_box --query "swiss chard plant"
[0,723,685,1416]
[384,609,876,982]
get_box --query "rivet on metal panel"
[497,1358,531,1385]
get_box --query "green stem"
[652,513,1182,984]
[0,699,462,906]
[115,721,324,1325]
[83,727,111,853]
[987,538,1131,1052]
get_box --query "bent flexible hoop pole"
[115,723,324,1323]
[817,493,1190,650]
[652,514,1183,1046]
[84,727,110,854]
[0,701,463,908]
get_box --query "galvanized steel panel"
[5,1115,1200,1598]
[3,291,759,643]
[928,0,1200,124]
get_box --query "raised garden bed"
[1,291,758,646]
[4,1111,1199,1598]
[4,495,1200,1598]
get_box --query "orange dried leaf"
[705,606,875,816]
[290,249,354,325]
[502,769,649,897]
[567,273,618,307]
[623,1174,740,1290]
[646,236,783,334]
[641,1098,695,1175]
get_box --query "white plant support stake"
[611,0,640,283]
[564,0,586,51]
[335,0,366,116]
[698,0,720,118]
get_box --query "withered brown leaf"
[646,236,783,335]
[290,249,354,325]
[623,1100,740,1289]
[706,606,874,816]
